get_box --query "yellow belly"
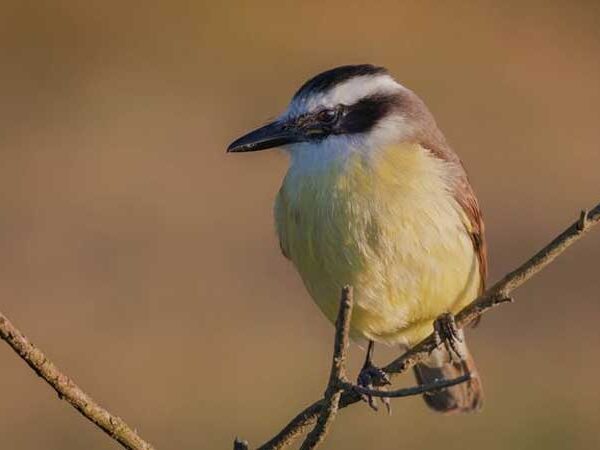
[275,143,480,346]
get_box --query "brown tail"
[413,343,483,414]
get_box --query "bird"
[227,64,486,413]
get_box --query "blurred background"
[1,1,599,449]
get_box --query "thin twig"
[342,374,471,399]
[0,313,155,450]
[257,202,600,450]
[299,285,354,450]
[234,437,250,450]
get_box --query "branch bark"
[344,374,470,399]
[234,437,250,450]
[298,285,353,450]
[2,202,598,450]
[0,313,155,450]
[256,202,600,450]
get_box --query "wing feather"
[454,172,488,292]
[420,140,487,293]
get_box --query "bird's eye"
[316,108,338,124]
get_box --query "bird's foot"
[433,312,466,363]
[356,363,392,413]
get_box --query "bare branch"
[299,285,354,450]
[0,313,155,450]
[257,201,600,450]
[343,374,471,399]
[3,202,598,450]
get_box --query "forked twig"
[298,285,353,450]
[251,202,600,450]
[237,287,472,450]
[2,202,599,450]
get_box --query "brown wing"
[421,136,487,329]
[454,171,488,293]
[419,139,487,293]
[397,87,487,288]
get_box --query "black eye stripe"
[292,93,401,141]
[316,109,338,123]
[295,108,338,128]
[338,94,401,134]
[340,96,391,133]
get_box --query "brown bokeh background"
[1,1,599,449]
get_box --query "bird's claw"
[433,312,466,363]
[356,364,392,413]
[357,364,391,388]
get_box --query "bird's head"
[227,64,440,165]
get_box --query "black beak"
[227,120,302,153]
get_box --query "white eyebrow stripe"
[322,74,402,106]
[284,74,404,118]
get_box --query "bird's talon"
[357,363,392,413]
[365,394,379,412]
[358,364,390,387]
[433,313,466,363]
[382,397,392,415]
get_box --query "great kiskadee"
[228,64,486,413]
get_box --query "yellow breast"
[275,143,480,345]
